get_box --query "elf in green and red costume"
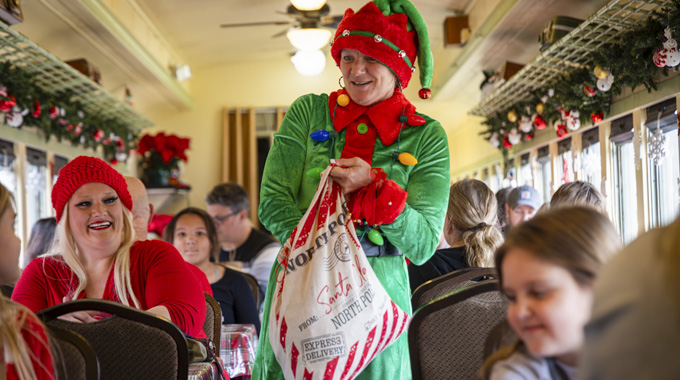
[253,0,450,378]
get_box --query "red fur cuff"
[349,169,407,226]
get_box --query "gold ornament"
[593,65,609,79]
[507,110,518,123]
[536,103,545,115]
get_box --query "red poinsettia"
[137,132,191,169]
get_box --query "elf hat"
[330,0,433,99]
[52,155,132,223]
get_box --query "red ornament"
[103,138,112,146]
[48,106,59,119]
[32,101,41,118]
[74,124,82,136]
[583,85,597,97]
[418,88,432,99]
[94,129,105,141]
[0,96,16,113]
[407,114,426,126]
[66,124,74,131]
[503,136,512,149]
[59,119,68,126]
[555,124,568,137]
[590,112,603,124]
[109,158,118,165]
[524,133,534,141]
[533,115,547,130]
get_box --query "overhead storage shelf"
[0,22,154,130]
[469,0,672,118]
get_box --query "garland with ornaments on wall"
[0,61,138,164]
[480,0,680,155]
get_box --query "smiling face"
[172,213,212,267]
[0,204,21,284]
[502,247,593,366]
[340,49,397,106]
[67,182,123,258]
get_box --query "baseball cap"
[508,185,542,211]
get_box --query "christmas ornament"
[502,136,512,149]
[305,167,324,179]
[125,87,134,107]
[661,27,680,67]
[583,85,597,97]
[648,113,667,166]
[567,116,581,131]
[524,133,534,141]
[48,106,59,119]
[536,103,544,115]
[596,73,614,92]
[367,228,384,246]
[6,107,27,128]
[593,65,609,79]
[555,123,568,137]
[508,128,521,145]
[489,133,500,148]
[507,110,518,123]
[74,124,82,136]
[518,116,533,133]
[548,88,555,97]
[533,115,547,130]
[394,152,418,166]
[653,48,667,67]
[94,129,105,142]
[115,152,128,162]
[32,101,41,118]
[0,96,16,113]
[590,112,604,124]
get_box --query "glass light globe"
[286,28,332,50]
[290,0,327,11]
[291,50,326,76]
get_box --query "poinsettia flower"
[153,132,167,152]
[161,149,174,164]
[138,134,154,155]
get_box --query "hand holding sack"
[269,165,410,380]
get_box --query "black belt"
[361,238,402,257]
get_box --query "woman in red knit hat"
[12,156,206,338]
[255,0,450,378]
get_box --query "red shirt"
[12,240,206,338]
[7,308,54,379]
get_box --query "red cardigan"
[7,308,54,379]
[12,240,206,338]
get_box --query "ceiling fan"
[220,0,343,50]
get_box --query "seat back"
[411,267,497,310]
[48,325,100,380]
[38,299,188,380]
[203,292,222,352]
[220,264,261,310]
[409,280,508,380]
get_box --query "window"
[557,137,573,185]
[535,146,551,203]
[610,115,638,243]
[520,153,532,186]
[481,168,490,188]
[581,127,602,190]
[53,155,68,184]
[0,140,16,194]
[504,157,516,188]
[24,148,49,241]
[646,99,679,228]
[489,163,503,192]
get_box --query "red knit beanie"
[51,156,132,223]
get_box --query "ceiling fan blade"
[320,15,343,29]
[271,27,291,38]
[220,21,291,28]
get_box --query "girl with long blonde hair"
[11,156,206,338]
[0,183,54,379]
[409,179,504,291]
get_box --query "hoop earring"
[338,76,345,89]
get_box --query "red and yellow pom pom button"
[337,94,350,107]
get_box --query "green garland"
[0,61,138,163]
[481,0,680,155]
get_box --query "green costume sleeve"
[378,116,450,265]
[258,94,316,244]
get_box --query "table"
[220,324,258,378]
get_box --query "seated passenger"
[12,156,206,338]
[164,207,260,332]
[480,207,621,380]
[579,215,680,379]
[549,181,606,214]
[26,217,57,262]
[0,183,54,379]
[409,179,503,292]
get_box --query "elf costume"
[253,0,450,378]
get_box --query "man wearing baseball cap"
[505,185,542,229]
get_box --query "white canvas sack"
[269,164,410,380]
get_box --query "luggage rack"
[0,22,154,131]
[469,0,672,118]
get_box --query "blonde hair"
[54,201,140,308]
[447,179,503,267]
[0,184,53,378]
[480,207,621,379]
[550,181,606,214]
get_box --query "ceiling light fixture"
[291,50,326,76]
[286,28,332,50]
[289,0,327,11]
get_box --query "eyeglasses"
[212,210,239,225]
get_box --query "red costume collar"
[328,89,421,146]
